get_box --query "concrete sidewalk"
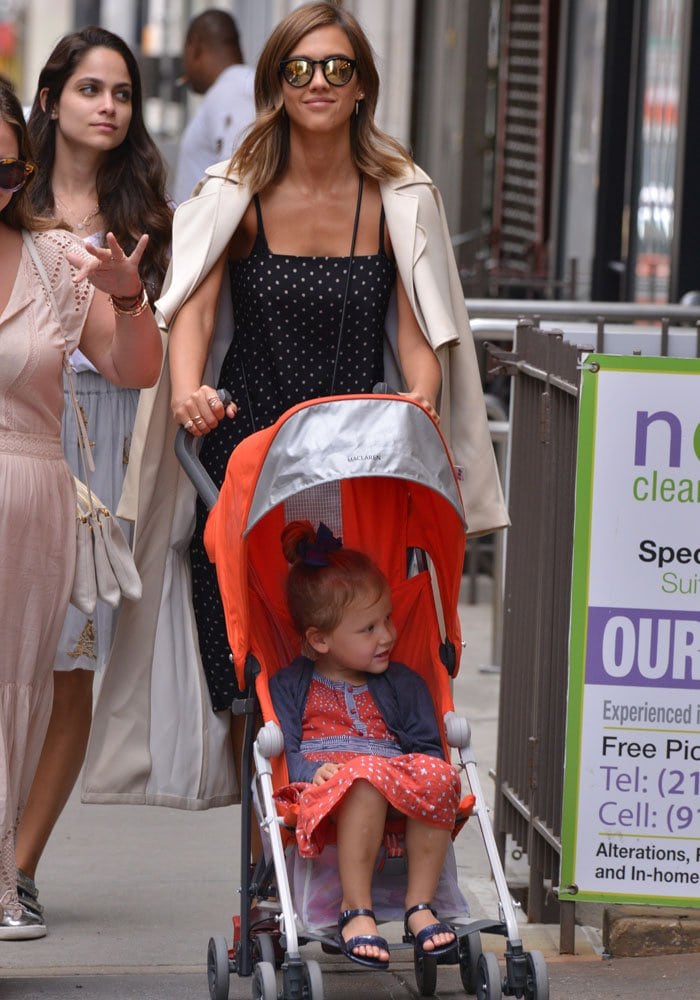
[0,591,611,997]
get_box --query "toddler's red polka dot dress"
[276,671,461,857]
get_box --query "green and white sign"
[560,354,700,906]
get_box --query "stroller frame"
[175,391,549,1000]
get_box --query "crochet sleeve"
[33,229,95,352]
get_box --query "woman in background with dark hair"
[13,28,172,928]
[0,78,161,939]
[27,27,171,296]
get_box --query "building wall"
[22,0,72,106]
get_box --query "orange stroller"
[176,391,548,1000]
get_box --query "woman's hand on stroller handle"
[399,390,439,423]
[174,386,237,436]
[372,382,439,424]
[173,388,235,510]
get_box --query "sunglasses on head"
[279,55,357,88]
[0,158,35,193]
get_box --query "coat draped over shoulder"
[82,160,508,810]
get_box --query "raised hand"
[66,231,149,300]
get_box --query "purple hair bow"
[299,522,342,567]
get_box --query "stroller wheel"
[207,935,231,1000]
[524,950,549,1000]
[475,952,502,1000]
[253,932,278,968]
[458,931,483,994]
[414,952,438,997]
[303,958,324,1000]
[252,960,277,1000]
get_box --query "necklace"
[55,194,101,232]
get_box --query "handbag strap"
[329,172,363,395]
[21,231,97,494]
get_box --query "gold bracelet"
[109,285,149,317]
[110,284,143,309]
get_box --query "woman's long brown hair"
[27,27,172,302]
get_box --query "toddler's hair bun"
[281,520,316,564]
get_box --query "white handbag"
[22,231,142,614]
[71,472,143,614]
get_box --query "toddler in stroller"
[270,520,460,969]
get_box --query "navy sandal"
[403,902,456,957]
[337,907,390,969]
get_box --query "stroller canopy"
[205,394,468,689]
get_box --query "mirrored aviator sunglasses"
[279,55,357,88]
[0,158,35,193]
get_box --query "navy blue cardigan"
[269,656,446,784]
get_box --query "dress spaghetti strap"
[378,204,387,255]
[252,194,268,251]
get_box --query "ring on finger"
[194,415,205,425]
[184,419,194,431]
[207,396,220,409]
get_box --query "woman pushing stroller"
[270,521,460,970]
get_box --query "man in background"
[174,9,256,204]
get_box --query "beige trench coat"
[81,161,508,810]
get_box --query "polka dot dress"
[275,673,461,857]
[191,189,396,711]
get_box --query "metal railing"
[464,300,700,953]
[466,298,700,357]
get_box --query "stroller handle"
[175,385,394,509]
[173,389,232,510]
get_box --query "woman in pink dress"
[270,521,460,970]
[16,27,172,929]
[0,79,162,939]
